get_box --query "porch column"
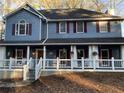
[88,45,98,59]
[71,45,74,69]
[121,45,124,60]
[73,45,77,67]
[43,46,46,69]
[88,45,98,68]
[121,45,124,67]
[27,46,30,60]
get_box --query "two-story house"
[0,4,124,80]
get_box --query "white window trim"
[15,49,23,59]
[59,49,67,59]
[77,49,85,59]
[100,49,109,59]
[99,21,108,33]
[76,22,84,33]
[15,20,28,36]
[59,22,67,34]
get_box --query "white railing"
[35,58,43,80]
[41,57,124,71]
[23,57,33,80]
[0,58,27,69]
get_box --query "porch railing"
[41,57,124,71]
[0,58,27,69]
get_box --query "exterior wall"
[0,70,23,79]
[42,22,47,39]
[5,9,42,41]
[48,21,121,39]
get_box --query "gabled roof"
[4,3,47,20]
[39,8,124,21]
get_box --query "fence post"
[93,58,96,70]
[35,64,37,80]
[9,57,12,70]
[112,57,115,70]
[43,58,46,70]
[71,58,73,70]
[81,57,84,70]
[57,57,59,70]
[23,65,28,81]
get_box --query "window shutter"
[96,21,99,32]
[12,24,15,35]
[73,21,76,33]
[26,24,29,34]
[84,21,87,33]
[108,21,111,32]
[56,22,59,33]
[29,24,32,35]
[67,21,70,33]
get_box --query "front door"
[36,49,43,60]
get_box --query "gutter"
[42,21,48,44]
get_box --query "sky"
[1,0,124,18]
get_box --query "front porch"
[0,45,124,80]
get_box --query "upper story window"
[12,20,32,36]
[76,22,84,33]
[99,21,108,33]
[56,22,69,33]
[16,20,27,35]
[59,22,67,33]
[96,21,111,33]
[73,21,87,33]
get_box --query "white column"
[0,47,6,60]
[73,45,77,67]
[71,45,74,69]
[43,46,46,69]
[88,45,98,68]
[88,46,92,59]
[92,45,98,59]
[121,45,124,67]
[27,46,30,60]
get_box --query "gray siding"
[47,21,122,39]
[5,9,42,41]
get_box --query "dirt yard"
[0,72,124,93]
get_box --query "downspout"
[42,21,48,44]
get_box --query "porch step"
[27,69,35,80]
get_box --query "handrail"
[35,57,43,80]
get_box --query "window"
[59,49,67,59]
[59,22,67,33]
[77,49,85,59]
[16,49,23,59]
[99,21,108,33]
[76,22,84,33]
[15,20,29,35]
[101,49,109,59]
